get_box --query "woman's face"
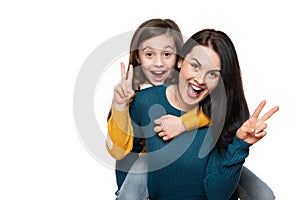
[137,34,177,86]
[178,45,221,106]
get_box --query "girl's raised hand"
[112,62,135,110]
[236,100,279,144]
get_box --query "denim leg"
[116,156,149,200]
[237,166,275,200]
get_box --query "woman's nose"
[194,73,206,85]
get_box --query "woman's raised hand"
[236,100,279,144]
[112,62,135,110]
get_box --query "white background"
[1,0,299,199]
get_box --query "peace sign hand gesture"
[112,62,135,110]
[236,100,279,144]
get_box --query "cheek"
[140,59,151,70]
[207,81,219,92]
[180,66,193,80]
[141,66,151,74]
[165,57,176,69]
[139,56,151,67]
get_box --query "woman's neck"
[166,84,195,112]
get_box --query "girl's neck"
[140,82,153,90]
[166,84,195,112]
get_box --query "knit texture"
[116,85,250,199]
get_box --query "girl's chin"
[151,80,164,86]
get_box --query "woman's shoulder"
[136,84,167,97]
[132,85,168,108]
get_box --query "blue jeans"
[237,166,275,200]
[116,156,148,200]
[116,157,274,200]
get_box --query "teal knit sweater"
[117,85,251,200]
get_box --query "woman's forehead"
[185,45,221,69]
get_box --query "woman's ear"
[177,60,183,68]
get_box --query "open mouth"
[150,70,167,81]
[187,83,203,98]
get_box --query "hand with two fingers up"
[112,62,135,110]
[236,100,279,144]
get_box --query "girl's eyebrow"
[141,45,176,51]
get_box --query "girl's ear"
[135,55,140,64]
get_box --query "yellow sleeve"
[106,106,134,160]
[180,106,211,131]
[106,106,146,160]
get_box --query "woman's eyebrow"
[191,58,201,66]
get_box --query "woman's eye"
[191,63,200,69]
[208,71,220,79]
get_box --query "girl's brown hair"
[128,18,184,90]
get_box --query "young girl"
[107,19,275,199]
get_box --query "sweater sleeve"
[106,106,134,160]
[180,106,211,131]
[203,136,251,200]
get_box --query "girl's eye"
[146,52,153,57]
[164,52,173,57]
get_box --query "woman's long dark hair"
[178,29,250,152]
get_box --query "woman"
[118,29,279,199]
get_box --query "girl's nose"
[153,56,163,67]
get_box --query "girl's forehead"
[140,34,176,50]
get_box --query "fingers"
[127,64,133,83]
[118,62,134,96]
[260,106,280,121]
[121,62,133,81]
[121,62,126,81]
[240,124,255,135]
[154,116,172,141]
[158,132,172,141]
[154,115,166,124]
[251,100,266,118]
[114,84,126,98]
[251,100,279,122]
[253,122,267,136]
[154,125,162,133]
[253,130,267,138]
[154,117,167,132]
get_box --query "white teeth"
[191,84,201,91]
[152,71,164,75]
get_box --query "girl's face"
[137,34,177,86]
[177,45,221,107]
